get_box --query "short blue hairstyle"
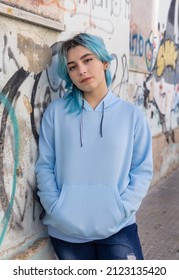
[57,33,114,113]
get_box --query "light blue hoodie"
[35,90,153,243]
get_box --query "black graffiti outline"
[0,40,66,243]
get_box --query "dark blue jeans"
[50,223,144,260]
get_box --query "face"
[67,45,108,96]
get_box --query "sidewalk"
[137,167,179,260]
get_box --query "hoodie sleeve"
[35,105,60,215]
[120,113,153,217]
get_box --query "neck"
[83,88,108,109]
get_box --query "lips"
[80,77,92,83]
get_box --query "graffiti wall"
[0,0,130,259]
[1,0,64,22]
[129,0,179,181]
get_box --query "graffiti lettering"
[157,40,178,77]
[130,31,157,71]
[112,53,129,96]
[130,33,144,57]
[125,0,130,19]
[80,0,121,17]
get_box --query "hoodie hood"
[82,90,119,112]
[80,90,119,146]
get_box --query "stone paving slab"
[137,168,179,260]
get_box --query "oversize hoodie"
[35,91,153,243]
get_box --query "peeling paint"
[16,166,23,178]
[10,237,54,260]
[7,8,13,15]
[23,95,32,113]
[17,34,52,73]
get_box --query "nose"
[78,64,87,75]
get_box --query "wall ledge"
[0,3,64,31]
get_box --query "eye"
[68,65,76,72]
[84,58,93,64]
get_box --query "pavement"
[137,167,179,260]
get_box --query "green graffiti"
[0,92,20,246]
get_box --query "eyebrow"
[67,53,94,65]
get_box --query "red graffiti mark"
[33,0,77,12]
[6,0,77,12]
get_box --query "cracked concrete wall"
[0,14,60,260]
[0,0,130,259]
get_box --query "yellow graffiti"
[157,40,178,77]
[23,95,32,114]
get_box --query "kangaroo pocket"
[51,184,125,239]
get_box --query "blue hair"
[57,33,114,114]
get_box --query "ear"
[103,62,109,70]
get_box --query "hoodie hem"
[47,216,136,243]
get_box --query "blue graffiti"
[0,93,20,246]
